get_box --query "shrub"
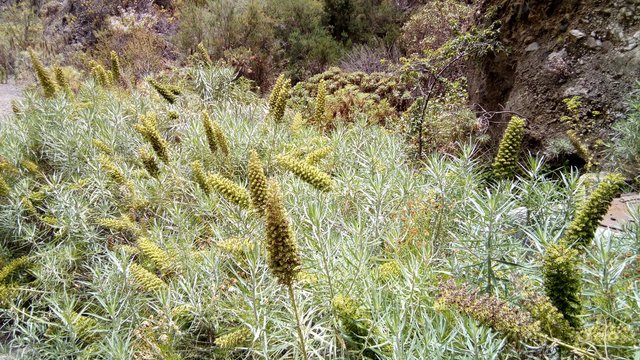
[401,0,472,54]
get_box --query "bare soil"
[0,83,23,119]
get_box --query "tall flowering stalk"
[248,150,268,216]
[313,79,327,125]
[492,116,526,179]
[110,51,122,84]
[562,173,624,250]
[29,50,56,98]
[264,180,307,359]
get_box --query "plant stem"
[288,283,308,360]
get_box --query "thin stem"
[288,283,308,360]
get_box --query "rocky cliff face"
[469,0,640,165]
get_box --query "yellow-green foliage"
[567,130,593,170]
[72,312,99,343]
[333,294,370,339]
[216,238,254,257]
[53,66,72,97]
[268,74,286,111]
[542,244,582,329]
[196,43,212,67]
[304,146,331,166]
[0,175,9,196]
[562,173,624,250]
[206,174,250,208]
[0,256,30,284]
[92,139,113,155]
[148,78,179,104]
[168,110,179,120]
[313,79,327,125]
[110,51,121,83]
[248,150,268,216]
[214,327,251,349]
[97,214,140,235]
[492,116,526,179]
[191,161,210,194]
[277,154,333,191]
[139,148,159,178]
[137,237,174,274]
[377,260,401,282]
[29,50,56,98]
[580,322,636,358]
[134,113,169,163]
[129,263,167,291]
[435,280,540,341]
[264,180,301,286]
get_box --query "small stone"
[570,29,586,39]
[525,42,540,52]
[585,37,601,49]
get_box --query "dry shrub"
[94,9,169,83]
[401,0,472,54]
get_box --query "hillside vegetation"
[1,0,640,359]
[0,47,638,358]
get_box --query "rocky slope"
[470,0,640,165]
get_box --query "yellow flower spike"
[98,213,138,231]
[277,154,333,191]
[492,116,526,179]
[216,238,254,257]
[0,256,30,284]
[137,237,174,274]
[264,180,301,286]
[91,139,113,155]
[134,113,169,163]
[29,50,56,98]
[206,174,250,208]
[304,146,332,166]
[271,78,291,123]
[202,111,217,154]
[268,74,285,111]
[98,154,131,188]
[196,42,212,67]
[290,112,305,135]
[53,66,72,97]
[313,79,327,125]
[129,263,167,291]
[139,148,159,178]
[148,78,177,104]
[110,51,121,83]
[566,130,593,170]
[543,244,582,329]
[0,175,10,197]
[214,327,251,349]
[212,118,229,157]
[248,150,268,216]
[562,173,625,250]
[190,161,210,194]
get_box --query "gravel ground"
[0,83,23,119]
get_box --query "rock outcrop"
[469,0,640,165]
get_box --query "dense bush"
[0,63,638,359]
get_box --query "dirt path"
[0,83,23,119]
